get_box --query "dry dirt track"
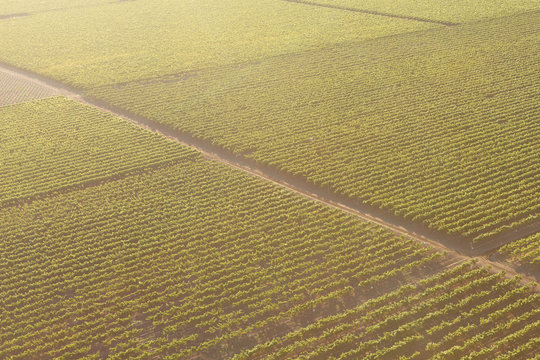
[1,62,538,287]
[281,0,459,26]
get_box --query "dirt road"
[1,62,537,286]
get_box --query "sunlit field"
[1,0,538,358]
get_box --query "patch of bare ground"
[483,250,540,283]
[0,61,537,288]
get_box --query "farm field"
[295,0,540,23]
[1,97,538,359]
[88,11,540,248]
[499,233,540,266]
[0,97,191,205]
[235,263,539,360]
[0,0,435,89]
[0,0,111,14]
[0,0,539,359]
[0,69,58,106]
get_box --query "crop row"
[234,262,539,360]
[0,97,193,205]
[0,152,449,359]
[3,146,539,358]
[1,70,538,360]
[0,70,58,107]
[88,11,540,246]
[0,0,434,89]
[498,232,540,265]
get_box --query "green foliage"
[0,97,192,204]
[0,0,434,88]
[0,2,538,358]
[0,100,444,358]
[499,233,540,265]
[89,12,540,244]
[234,264,539,359]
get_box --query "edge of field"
[0,23,538,284]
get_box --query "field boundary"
[281,0,459,26]
[0,13,29,20]
[0,1,128,20]
[0,67,62,106]
[81,101,540,257]
[0,61,537,283]
[0,157,190,210]
[0,95,59,109]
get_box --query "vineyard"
[0,114,536,358]
[0,0,539,359]
[235,263,539,360]
[293,0,540,23]
[88,11,540,248]
[0,0,434,89]
[499,233,540,266]
[0,97,191,205]
[0,69,57,106]
[0,108,446,358]
[0,96,538,359]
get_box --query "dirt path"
[0,61,537,286]
[281,0,459,26]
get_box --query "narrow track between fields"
[0,62,537,286]
[281,0,459,27]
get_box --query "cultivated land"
[291,0,540,23]
[0,68,58,106]
[88,11,540,249]
[0,0,435,88]
[0,97,188,204]
[0,0,539,359]
[499,233,540,266]
[0,97,537,359]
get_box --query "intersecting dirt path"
[1,62,537,287]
